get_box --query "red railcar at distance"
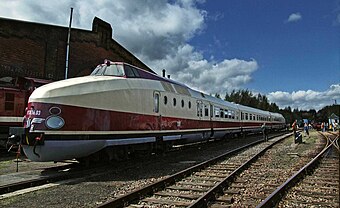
[0,77,51,149]
[15,60,286,162]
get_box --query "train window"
[197,102,203,117]
[154,93,159,113]
[241,112,244,120]
[91,64,125,76]
[200,105,203,117]
[173,98,177,106]
[220,109,224,118]
[215,107,220,118]
[245,113,248,120]
[205,105,209,116]
[249,114,252,120]
[124,65,137,77]
[131,66,140,77]
[253,115,256,120]
[188,101,191,109]
[164,96,168,105]
[181,99,184,108]
[5,93,14,111]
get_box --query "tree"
[215,93,221,99]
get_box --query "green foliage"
[316,105,340,122]
[224,89,279,112]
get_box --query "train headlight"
[45,116,65,129]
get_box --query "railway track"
[1,131,286,199]
[98,132,295,207]
[259,132,339,208]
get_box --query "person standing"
[292,120,297,137]
[261,123,268,142]
[304,123,310,138]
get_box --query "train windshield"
[90,64,125,77]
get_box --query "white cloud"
[268,84,340,110]
[2,1,338,111]
[0,0,258,95]
[286,12,302,23]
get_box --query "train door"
[153,91,161,130]
[196,100,203,120]
[210,103,214,121]
[209,103,214,137]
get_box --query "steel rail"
[187,133,291,208]
[256,133,334,208]
[98,133,291,208]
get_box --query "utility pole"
[65,7,73,79]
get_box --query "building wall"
[0,17,153,81]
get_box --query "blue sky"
[192,0,339,93]
[0,0,339,110]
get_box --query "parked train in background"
[0,76,51,149]
[13,60,286,162]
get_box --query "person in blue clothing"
[304,123,309,138]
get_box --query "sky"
[0,0,339,111]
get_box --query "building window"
[5,93,15,111]
[173,98,177,106]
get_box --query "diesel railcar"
[18,60,286,162]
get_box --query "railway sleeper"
[141,197,192,207]
[177,181,216,187]
[298,185,339,191]
[208,167,236,171]
[223,188,241,194]
[294,190,339,198]
[194,172,229,178]
[188,176,224,182]
[167,185,209,192]
[154,191,201,200]
[302,180,339,186]
[215,195,234,204]
[284,199,339,207]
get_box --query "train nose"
[22,140,106,162]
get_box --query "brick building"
[0,17,154,81]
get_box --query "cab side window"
[125,65,140,78]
